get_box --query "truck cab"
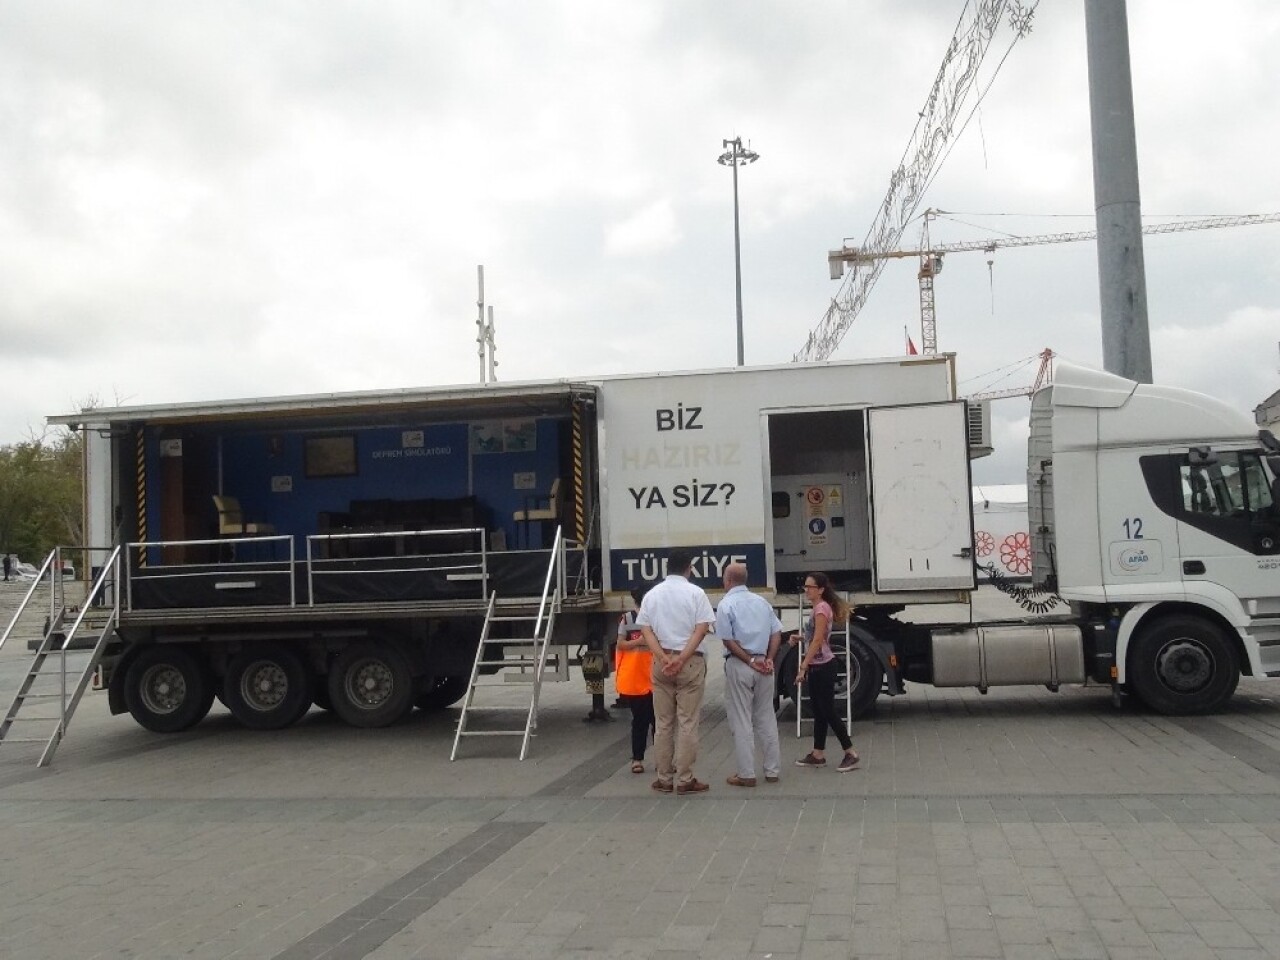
[1030,362,1280,711]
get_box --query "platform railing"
[304,526,490,605]
[124,535,296,610]
[115,527,587,613]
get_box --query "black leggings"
[628,693,655,760]
[807,660,852,752]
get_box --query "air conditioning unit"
[967,401,992,459]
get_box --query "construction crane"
[793,0,1040,363]
[827,211,1280,355]
[967,347,1054,400]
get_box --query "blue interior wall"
[223,423,472,532]
[471,419,563,547]
[146,417,565,548]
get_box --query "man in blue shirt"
[715,562,783,787]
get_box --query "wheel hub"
[141,665,187,714]
[1154,639,1213,694]
[241,661,288,710]
[348,660,393,708]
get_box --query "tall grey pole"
[1086,0,1152,383]
[718,138,759,367]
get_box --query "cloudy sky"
[3,0,1279,483]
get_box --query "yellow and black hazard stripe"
[135,428,147,567]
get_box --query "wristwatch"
[749,655,761,665]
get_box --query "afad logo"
[1117,547,1151,572]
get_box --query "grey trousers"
[723,657,781,779]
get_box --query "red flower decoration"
[999,532,1032,575]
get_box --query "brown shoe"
[726,775,757,788]
[676,778,710,795]
[651,778,673,794]
[765,775,780,783]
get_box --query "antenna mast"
[476,265,498,383]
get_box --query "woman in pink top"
[794,572,859,772]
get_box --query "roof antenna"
[476,266,498,384]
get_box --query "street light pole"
[718,137,759,367]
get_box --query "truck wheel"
[123,646,212,733]
[414,675,470,711]
[846,640,885,718]
[774,645,799,706]
[1128,615,1240,715]
[312,686,333,711]
[223,644,314,730]
[328,642,414,728]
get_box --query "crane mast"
[793,0,1039,363]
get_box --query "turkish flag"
[905,327,918,355]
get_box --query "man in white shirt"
[715,562,783,787]
[637,549,716,795]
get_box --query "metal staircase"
[0,546,122,767]
[451,528,568,761]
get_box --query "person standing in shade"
[716,562,783,787]
[2,553,10,582]
[793,572,860,772]
[615,586,654,773]
[638,549,716,795]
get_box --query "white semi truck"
[39,353,1279,735]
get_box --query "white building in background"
[1256,387,1280,430]
[972,484,1030,580]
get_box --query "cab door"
[866,402,976,592]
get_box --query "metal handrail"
[0,550,59,655]
[40,545,123,767]
[533,527,565,639]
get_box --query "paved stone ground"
[2,580,1280,959]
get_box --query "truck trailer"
[23,353,1280,746]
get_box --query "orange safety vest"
[614,613,652,696]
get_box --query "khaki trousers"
[650,655,707,785]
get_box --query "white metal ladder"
[793,595,854,737]
[450,529,566,761]
[0,545,122,766]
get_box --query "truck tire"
[1128,615,1240,715]
[774,645,799,708]
[223,644,314,730]
[327,642,414,728]
[772,641,883,718]
[123,646,212,733]
[846,639,884,718]
[414,675,470,711]
[312,686,333,711]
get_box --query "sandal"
[630,761,645,774]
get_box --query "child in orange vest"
[615,586,654,773]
